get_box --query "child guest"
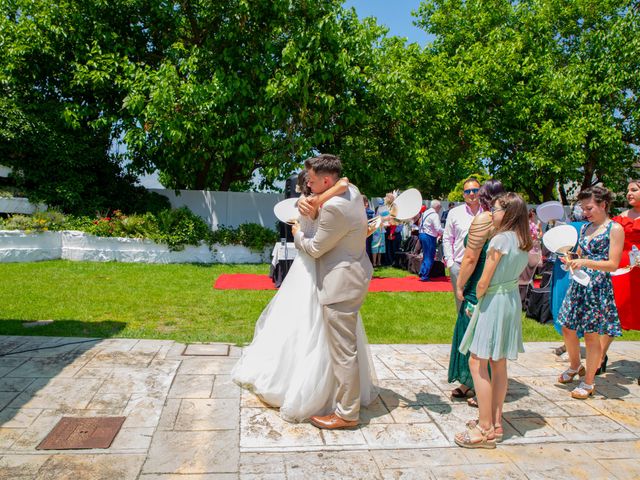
[456,192,532,448]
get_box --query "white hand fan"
[367,215,382,237]
[391,189,423,221]
[273,198,299,225]
[611,267,632,277]
[543,225,590,286]
[542,225,577,254]
[536,201,565,223]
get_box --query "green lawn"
[1,261,638,345]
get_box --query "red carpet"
[214,274,454,292]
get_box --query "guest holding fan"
[556,186,624,400]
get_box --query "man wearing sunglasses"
[442,177,483,311]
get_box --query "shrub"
[154,207,212,251]
[0,210,67,232]
[211,223,278,252]
[1,208,278,253]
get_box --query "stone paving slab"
[0,335,638,479]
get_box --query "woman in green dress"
[448,180,505,404]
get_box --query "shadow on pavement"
[0,321,126,435]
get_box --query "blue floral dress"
[557,222,622,337]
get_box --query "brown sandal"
[571,382,595,399]
[466,419,504,443]
[455,424,496,449]
[451,386,475,399]
[557,365,586,384]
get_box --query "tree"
[416,0,640,202]
[119,1,391,191]
[0,0,169,214]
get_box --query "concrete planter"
[210,244,271,264]
[0,197,46,214]
[0,230,271,264]
[0,230,62,262]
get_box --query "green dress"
[447,237,489,389]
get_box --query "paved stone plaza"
[0,335,639,479]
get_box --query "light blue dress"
[460,231,529,360]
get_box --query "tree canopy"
[1,0,638,209]
[415,0,640,202]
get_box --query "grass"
[1,260,638,345]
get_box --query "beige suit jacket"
[294,185,373,306]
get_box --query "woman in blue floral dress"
[557,186,624,400]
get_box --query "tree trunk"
[559,182,569,205]
[194,158,212,190]
[542,179,556,202]
[582,149,597,190]
[219,162,239,191]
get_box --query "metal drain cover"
[36,417,126,450]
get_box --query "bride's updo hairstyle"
[493,192,533,252]
[479,179,505,211]
[577,185,613,214]
[304,154,342,179]
[295,170,312,197]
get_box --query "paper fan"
[542,225,578,254]
[611,267,632,277]
[391,189,423,221]
[536,201,565,223]
[367,215,382,237]
[571,269,590,286]
[273,198,299,224]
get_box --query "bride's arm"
[298,177,349,219]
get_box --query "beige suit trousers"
[323,297,361,421]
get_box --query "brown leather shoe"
[310,413,358,430]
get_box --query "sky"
[343,0,429,45]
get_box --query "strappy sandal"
[467,396,478,408]
[557,365,586,384]
[455,424,496,449]
[466,419,504,443]
[494,424,504,442]
[451,386,475,399]
[571,382,595,399]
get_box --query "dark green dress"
[447,238,489,389]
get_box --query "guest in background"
[441,202,453,225]
[443,177,484,312]
[416,200,443,281]
[382,192,399,266]
[364,196,375,263]
[605,180,640,376]
[371,199,388,267]
[557,186,623,400]
[518,209,542,300]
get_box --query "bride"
[231,171,378,423]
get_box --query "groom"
[292,154,373,429]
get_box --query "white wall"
[150,189,283,230]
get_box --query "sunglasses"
[491,206,504,214]
[463,188,480,195]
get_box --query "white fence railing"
[150,189,283,230]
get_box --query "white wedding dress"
[231,215,378,422]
